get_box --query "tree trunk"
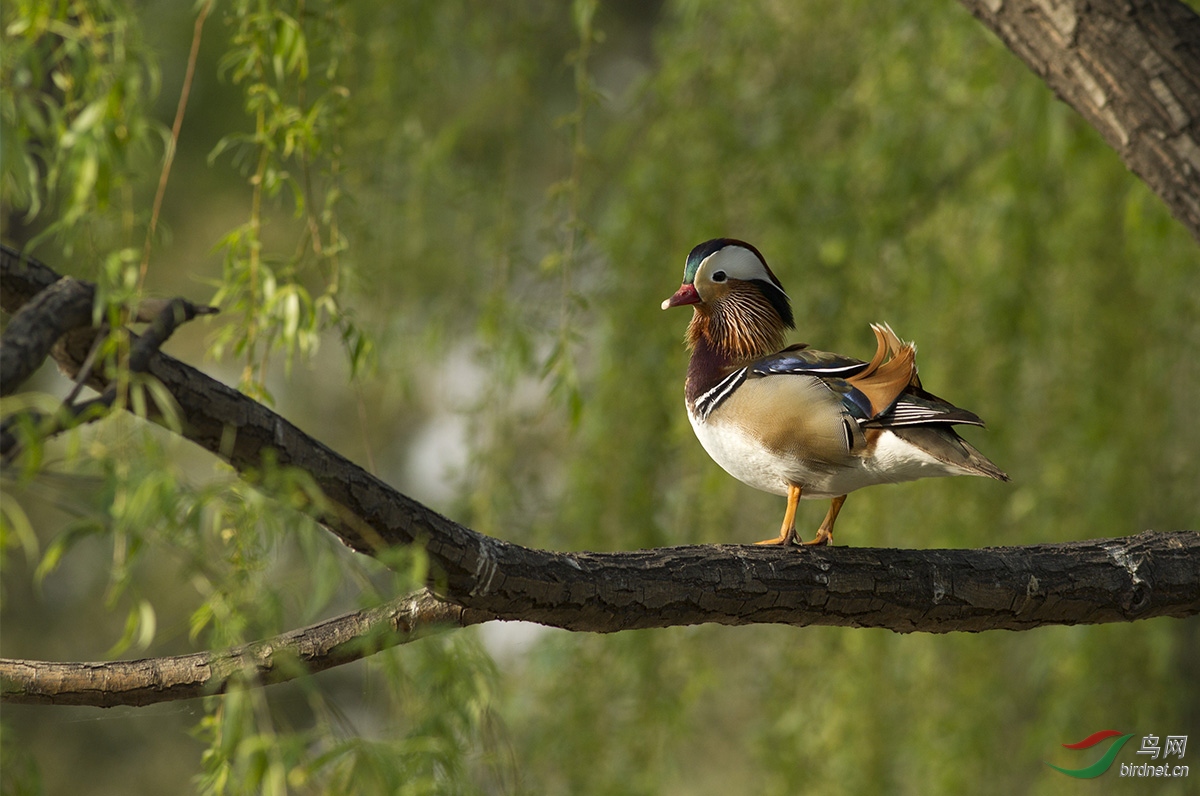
[959,0,1200,242]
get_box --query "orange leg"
[803,494,846,546]
[755,484,802,545]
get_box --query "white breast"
[688,407,793,496]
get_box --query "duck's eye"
[711,270,727,283]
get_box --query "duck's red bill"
[661,283,700,309]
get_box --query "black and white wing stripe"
[694,367,748,420]
[749,346,869,379]
[868,394,986,428]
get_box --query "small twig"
[137,0,213,293]
[61,323,108,406]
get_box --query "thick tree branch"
[0,275,94,396]
[1,533,1197,708]
[0,590,492,708]
[959,0,1200,242]
[2,531,1197,708]
[3,247,1198,645]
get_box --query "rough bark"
[959,0,1200,241]
[2,531,1198,707]
[0,275,94,395]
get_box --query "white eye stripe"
[699,246,772,283]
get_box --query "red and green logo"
[1046,730,1135,779]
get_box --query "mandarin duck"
[662,238,1008,546]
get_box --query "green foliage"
[1,0,162,245]
[0,0,166,335]
[207,0,366,397]
[3,1,1198,794]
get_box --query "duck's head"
[662,239,794,360]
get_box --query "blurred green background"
[2,1,1197,794]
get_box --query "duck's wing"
[748,342,868,376]
[730,324,906,424]
[867,388,987,429]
